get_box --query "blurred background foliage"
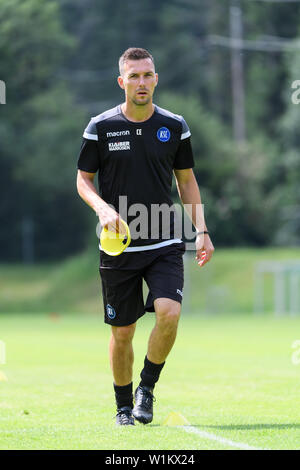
[1,0,300,262]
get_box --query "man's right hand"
[97,205,122,233]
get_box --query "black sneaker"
[132,385,155,424]
[115,406,135,426]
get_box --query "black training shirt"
[77,104,195,249]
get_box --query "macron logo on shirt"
[107,130,130,137]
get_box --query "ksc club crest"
[157,127,170,142]
[106,304,116,320]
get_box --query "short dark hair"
[119,47,155,75]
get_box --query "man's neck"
[121,101,155,123]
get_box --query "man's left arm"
[174,168,214,267]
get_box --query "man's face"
[118,58,158,106]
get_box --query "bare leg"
[109,323,136,386]
[147,298,181,364]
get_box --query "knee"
[155,300,181,329]
[111,324,136,345]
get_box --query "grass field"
[1,311,300,450]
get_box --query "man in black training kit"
[77,48,214,425]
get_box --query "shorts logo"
[157,127,170,142]
[108,141,130,151]
[106,304,116,320]
[176,289,183,298]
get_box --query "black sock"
[139,356,165,389]
[114,382,133,410]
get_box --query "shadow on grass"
[191,423,300,431]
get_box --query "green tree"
[276,49,300,245]
[0,0,88,261]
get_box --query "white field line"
[182,425,264,450]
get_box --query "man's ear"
[155,73,158,87]
[118,75,125,90]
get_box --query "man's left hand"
[195,233,214,267]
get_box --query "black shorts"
[99,242,185,327]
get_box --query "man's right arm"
[76,170,119,228]
[77,115,120,229]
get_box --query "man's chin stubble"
[132,97,151,106]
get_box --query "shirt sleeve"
[82,117,98,141]
[173,137,195,170]
[180,116,191,141]
[77,138,101,173]
[77,117,101,172]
